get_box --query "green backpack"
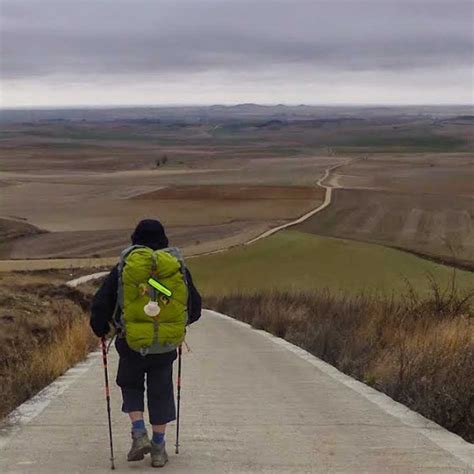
[115,245,188,355]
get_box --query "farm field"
[1,107,473,446]
[326,153,474,196]
[297,188,474,266]
[189,230,474,297]
[0,125,332,259]
[297,152,474,267]
[0,184,324,259]
[1,106,472,264]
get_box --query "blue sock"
[131,419,146,435]
[152,431,165,445]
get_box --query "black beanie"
[131,219,169,249]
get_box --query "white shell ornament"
[144,301,161,317]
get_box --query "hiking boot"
[151,441,169,468]
[127,431,151,462]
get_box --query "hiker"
[90,219,202,468]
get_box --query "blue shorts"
[115,339,177,425]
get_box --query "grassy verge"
[207,281,474,442]
[0,281,96,420]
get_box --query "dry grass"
[0,282,96,419]
[206,279,474,442]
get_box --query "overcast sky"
[1,0,473,107]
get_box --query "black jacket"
[90,264,201,358]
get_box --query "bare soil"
[0,219,288,259]
[327,153,474,196]
[0,151,327,259]
[1,115,472,265]
[298,152,474,266]
[0,218,46,241]
[297,188,474,264]
[133,184,322,201]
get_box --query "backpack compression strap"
[112,244,148,332]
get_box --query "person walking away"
[90,219,202,468]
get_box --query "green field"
[189,230,474,296]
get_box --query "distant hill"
[1,104,472,124]
[439,115,474,124]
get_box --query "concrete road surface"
[1,310,473,473]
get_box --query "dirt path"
[0,158,350,271]
[190,158,354,256]
[244,159,352,245]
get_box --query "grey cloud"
[1,0,473,80]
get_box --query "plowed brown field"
[0,159,328,259]
[297,188,474,265]
[1,114,472,265]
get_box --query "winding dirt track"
[0,159,351,271]
[244,159,351,246]
[190,158,354,257]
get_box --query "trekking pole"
[100,337,116,470]
[175,344,183,454]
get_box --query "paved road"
[1,311,472,473]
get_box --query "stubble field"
[297,153,474,267]
[1,107,472,269]
[1,119,338,260]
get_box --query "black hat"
[131,219,169,250]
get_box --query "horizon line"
[1,102,473,111]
